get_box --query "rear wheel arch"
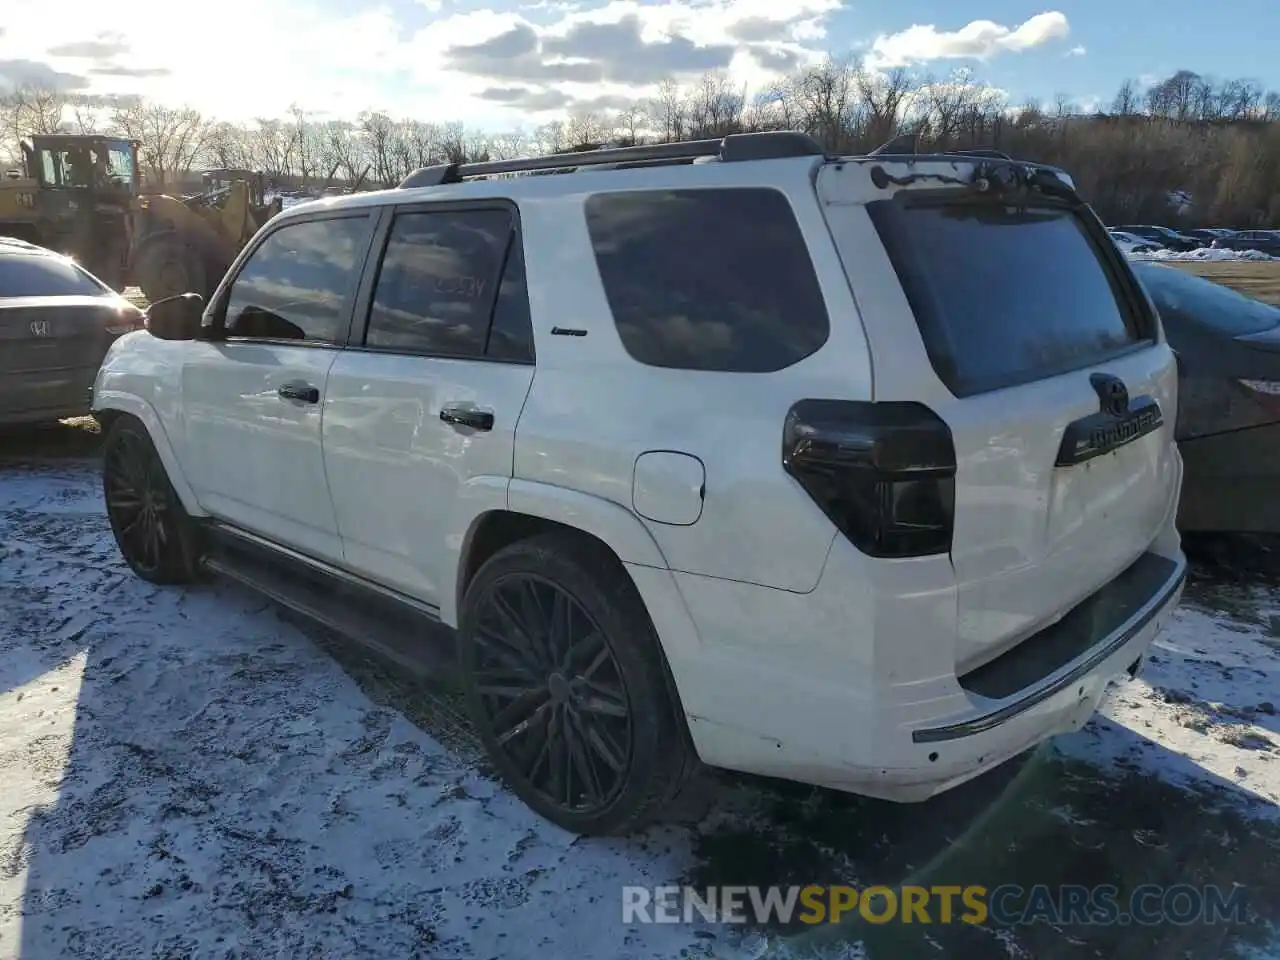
[456,523,698,833]
[455,509,694,724]
[457,511,657,620]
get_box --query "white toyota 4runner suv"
[93,132,1186,836]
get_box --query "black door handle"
[440,405,494,431]
[278,382,320,403]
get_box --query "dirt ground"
[1169,261,1280,304]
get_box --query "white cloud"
[867,11,1071,69]
[0,0,433,121]
[0,0,840,124]
[0,0,1074,127]
[1066,44,1087,57]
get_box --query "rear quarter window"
[0,255,107,298]
[583,187,830,373]
[869,201,1149,397]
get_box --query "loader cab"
[18,135,139,291]
[202,168,268,206]
[26,136,140,197]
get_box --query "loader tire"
[134,234,210,304]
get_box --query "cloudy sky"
[0,0,1276,127]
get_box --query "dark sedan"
[1113,224,1204,252]
[0,237,144,427]
[1132,260,1280,532]
[1209,230,1280,257]
[1184,227,1236,245]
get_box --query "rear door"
[322,202,536,606]
[818,160,1181,673]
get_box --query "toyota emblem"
[1089,372,1129,417]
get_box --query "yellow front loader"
[128,172,283,303]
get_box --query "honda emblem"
[29,319,51,338]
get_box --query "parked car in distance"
[1108,230,1163,256]
[1112,224,1204,252]
[1210,230,1280,257]
[0,236,144,427]
[1185,228,1236,245]
[1132,260,1280,533]
[92,133,1187,835]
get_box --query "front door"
[178,211,377,563]
[322,203,537,607]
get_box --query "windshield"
[0,254,108,297]
[1132,261,1280,335]
[35,143,134,190]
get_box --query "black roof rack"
[398,131,824,189]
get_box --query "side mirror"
[144,293,205,340]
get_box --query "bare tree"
[2,86,66,143]
[110,102,209,187]
[858,65,915,147]
[358,112,397,186]
[3,57,1276,230]
[205,122,255,169]
[288,104,314,185]
[564,110,611,148]
[648,79,688,142]
[1111,80,1140,116]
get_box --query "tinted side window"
[584,188,830,372]
[366,209,515,359]
[224,216,371,343]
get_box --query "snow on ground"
[1132,247,1277,262]
[1,451,1278,959]
[0,462,711,960]
[1057,588,1280,811]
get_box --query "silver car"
[0,237,144,426]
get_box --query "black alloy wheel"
[471,573,632,812]
[459,533,694,835]
[102,418,199,584]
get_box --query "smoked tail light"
[782,399,957,559]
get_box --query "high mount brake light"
[782,400,957,559]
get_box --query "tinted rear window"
[1132,261,1280,336]
[0,255,106,298]
[584,188,829,372]
[869,202,1146,396]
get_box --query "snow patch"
[1131,247,1277,262]
[1056,589,1280,816]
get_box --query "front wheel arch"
[91,393,205,518]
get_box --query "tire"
[458,532,694,835]
[102,417,202,584]
[134,236,209,304]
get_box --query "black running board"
[201,523,460,686]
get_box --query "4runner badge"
[1054,372,1164,466]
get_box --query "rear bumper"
[1178,423,1280,533]
[635,533,1185,803]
